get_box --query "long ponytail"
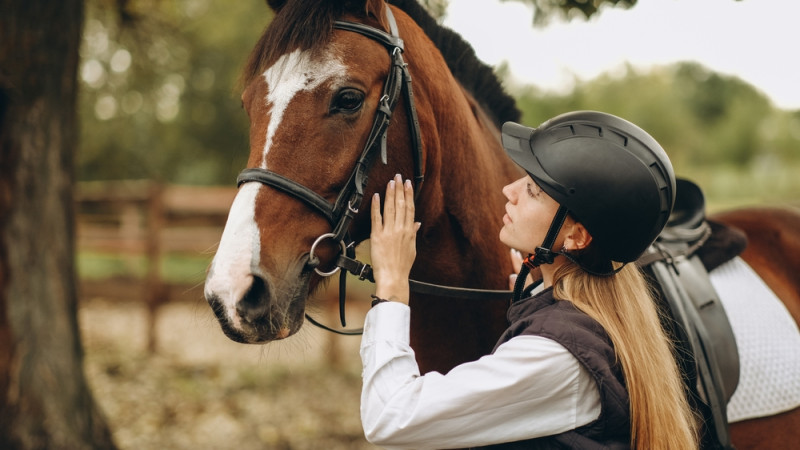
[552,257,698,450]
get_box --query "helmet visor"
[501,121,570,198]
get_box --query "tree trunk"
[0,1,116,448]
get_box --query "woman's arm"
[362,176,599,449]
[360,303,600,449]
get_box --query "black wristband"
[370,295,390,307]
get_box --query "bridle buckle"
[309,233,347,277]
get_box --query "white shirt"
[360,301,601,449]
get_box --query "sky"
[443,0,800,110]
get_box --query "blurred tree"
[0,0,117,448]
[78,0,270,185]
[429,0,642,24]
[768,110,800,162]
[420,0,448,19]
[671,62,772,165]
[504,0,637,26]
[76,0,687,185]
[513,61,792,170]
[75,0,794,187]
[76,0,673,186]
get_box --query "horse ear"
[364,0,389,30]
[266,0,286,12]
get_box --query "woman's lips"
[503,204,512,224]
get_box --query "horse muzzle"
[204,258,313,343]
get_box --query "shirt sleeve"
[359,301,601,450]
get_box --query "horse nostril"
[236,275,270,323]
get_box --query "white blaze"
[205,183,261,319]
[260,48,347,166]
[206,47,346,312]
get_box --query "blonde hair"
[552,257,699,450]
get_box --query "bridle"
[237,7,511,335]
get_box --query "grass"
[77,252,210,283]
[678,160,800,213]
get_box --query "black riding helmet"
[501,111,676,266]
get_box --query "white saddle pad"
[709,257,800,422]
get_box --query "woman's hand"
[370,174,420,305]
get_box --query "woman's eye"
[526,183,542,198]
[331,89,364,114]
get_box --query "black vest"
[474,288,631,449]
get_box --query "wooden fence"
[76,180,236,352]
[76,180,363,363]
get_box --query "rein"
[237,7,512,336]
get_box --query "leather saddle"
[638,178,746,450]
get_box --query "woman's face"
[499,175,563,254]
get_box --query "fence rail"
[76,180,361,364]
[76,180,236,352]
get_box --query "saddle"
[639,178,747,450]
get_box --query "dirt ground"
[80,295,378,449]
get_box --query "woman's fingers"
[382,177,396,227]
[393,174,407,228]
[403,178,415,225]
[510,249,523,272]
[379,174,416,230]
[508,249,522,289]
[394,185,403,227]
[371,192,382,231]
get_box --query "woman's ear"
[563,222,593,251]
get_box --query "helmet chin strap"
[512,205,627,304]
[512,205,569,303]
[525,205,570,268]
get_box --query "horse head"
[206,0,521,372]
[205,0,429,343]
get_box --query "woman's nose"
[502,183,513,201]
[503,179,520,202]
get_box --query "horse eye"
[331,89,364,114]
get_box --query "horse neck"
[362,6,520,290]
[404,77,519,373]
[413,78,521,291]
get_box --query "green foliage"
[503,0,637,26]
[419,0,449,19]
[77,0,798,205]
[78,0,271,185]
[513,61,800,207]
[78,251,208,283]
[514,62,798,169]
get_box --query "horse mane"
[242,0,520,126]
[387,0,521,125]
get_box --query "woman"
[363,111,698,449]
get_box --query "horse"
[203,0,800,447]
[204,0,519,373]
